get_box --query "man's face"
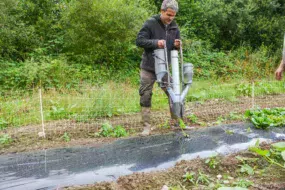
[160,8,176,25]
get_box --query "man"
[275,59,285,80]
[136,0,181,136]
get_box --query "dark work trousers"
[139,69,172,108]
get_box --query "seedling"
[113,125,128,137]
[205,153,219,169]
[196,170,211,185]
[0,134,13,145]
[225,130,234,135]
[183,171,195,184]
[0,118,8,130]
[233,179,254,188]
[249,140,285,169]
[61,132,70,142]
[239,164,254,175]
[95,123,128,138]
[187,114,198,123]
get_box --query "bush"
[62,0,152,66]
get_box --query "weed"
[215,116,226,125]
[217,187,248,190]
[0,134,13,145]
[239,164,254,175]
[113,125,128,137]
[228,112,243,121]
[205,153,219,169]
[0,118,8,130]
[249,140,285,169]
[236,83,252,96]
[187,114,198,123]
[96,123,128,138]
[196,170,211,185]
[183,171,195,184]
[246,127,252,133]
[61,132,71,142]
[96,123,114,137]
[178,119,186,129]
[233,179,254,188]
[158,120,171,129]
[225,130,234,135]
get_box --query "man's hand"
[174,39,181,49]
[275,60,285,80]
[157,40,165,48]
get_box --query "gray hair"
[161,0,179,12]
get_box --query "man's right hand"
[275,60,285,80]
[157,40,165,48]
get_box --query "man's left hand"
[174,39,181,49]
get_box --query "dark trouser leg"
[139,69,156,108]
[139,69,156,135]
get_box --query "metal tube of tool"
[164,43,171,87]
[171,50,180,95]
[283,33,285,65]
[179,41,184,88]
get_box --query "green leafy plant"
[249,140,285,169]
[113,125,128,138]
[205,153,219,169]
[96,123,128,138]
[178,119,186,129]
[187,114,198,123]
[0,118,8,130]
[183,171,195,184]
[196,170,211,185]
[218,187,248,190]
[236,83,252,96]
[233,179,254,188]
[0,134,13,145]
[239,164,254,175]
[97,123,114,137]
[61,132,71,142]
[245,107,285,129]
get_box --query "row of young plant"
[1,106,285,148]
[0,122,129,148]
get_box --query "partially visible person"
[275,59,285,80]
[136,0,181,136]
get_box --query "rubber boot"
[141,107,151,136]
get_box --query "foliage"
[205,153,219,169]
[62,0,150,66]
[95,123,128,138]
[0,118,9,130]
[113,125,129,138]
[249,140,285,169]
[61,132,71,142]
[177,0,285,51]
[233,179,253,188]
[0,0,66,60]
[183,171,195,184]
[245,107,285,129]
[196,170,211,185]
[239,164,254,175]
[0,134,13,145]
[217,187,248,190]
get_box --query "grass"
[0,79,285,129]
